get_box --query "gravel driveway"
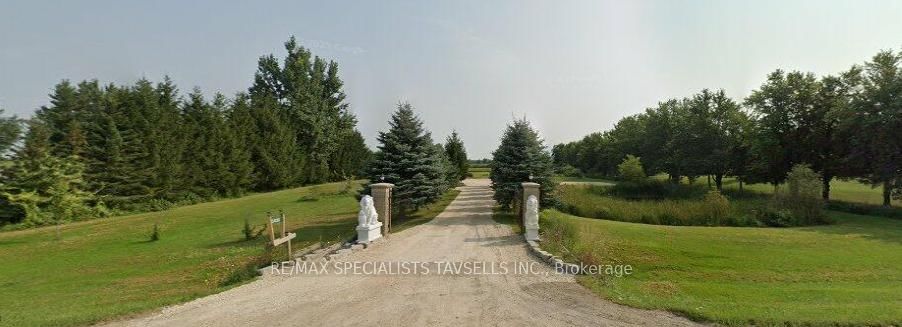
[109,179,699,326]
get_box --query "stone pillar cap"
[521,182,540,188]
[371,183,395,188]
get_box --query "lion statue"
[358,195,380,227]
[525,195,539,228]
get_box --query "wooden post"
[281,211,291,258]
[266,211,276,243]
[266,211,296,259]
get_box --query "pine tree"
[330,129,371,179]
[253,103,305,190]
[249,36,357,184]
[0,107,22,156]
[444,131,469,181]
[226,93,260,190]
[490,118,555,209]
[1,120,100,225]
[365,103,447,214]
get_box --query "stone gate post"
[521,182,540,240]
[371,183,394,235]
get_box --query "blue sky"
[2,0,901,158]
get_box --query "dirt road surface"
[109,179,699,327]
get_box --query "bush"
[617,155,646,183]
[150,223,160,241]
[773,165,828,225]
[700,191,731,225]
[555,164,583,178]
[242,219,259,241]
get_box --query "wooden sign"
[267,210,296,258]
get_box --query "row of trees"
[0,37,373,226]
[363,103,468,216]
[554,49,902,206]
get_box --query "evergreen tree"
[249,36,357,184]
[330,129,371,179]
[0,107,22,156]
[253,104,305,190]
[1,120,101,225]
[444,131,469,181]
[226,93,260,189]
[365,103,447,214]
[490,118,554,209]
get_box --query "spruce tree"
[330,129,371,179]
[249,36,357,184]
[490,118,554,209]
[444,131,469,181]
[366,103,447,214]
[0,107,22,156]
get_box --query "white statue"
[524,194,540,241]
[358,195,379,227]
[525,195,539,228]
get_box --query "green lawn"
[469,167,490,179]
[540,209,902,326]
[650,174,901,208]
[0,182,458,327]
[721,178,901,207]
[552,176,616,185]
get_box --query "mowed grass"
[656,175,902,208]
[0,181,458,327]
[552,176,616,185]
[541,209,902,326]
[469,167,490,179]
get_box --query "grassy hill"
[540,209,902,325]
[0,181,457,327]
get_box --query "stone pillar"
[371,183,394,235]
[521,182,540,241]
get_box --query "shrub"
[700,191,731,225]
[242,219,259,241]
[555,164,583,178]
[617,155,646,183]
[150,223,160,241]
[147,198,173,212]
[773,165,827,225]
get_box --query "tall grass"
[556,185,763,226]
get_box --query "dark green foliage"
[364,103,448,213]
[330,129,371,179]
[0,107,22,155]
[248,36,360,185]
[838,50,902,207]
[1,36,371,227]
[444,131,469,181]
[0,120,105,226]
[490,118,555,208]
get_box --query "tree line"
[553,49,902,207]
[0,37,373,226]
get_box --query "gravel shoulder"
[107,179,700,326]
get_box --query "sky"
[2,1,902,158]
